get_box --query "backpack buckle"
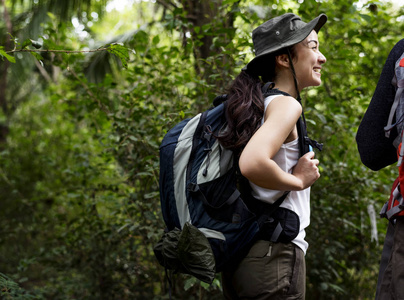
[305,137,323,151]
[380,202,388,218]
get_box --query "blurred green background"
[1,0,404,299]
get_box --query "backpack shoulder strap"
[384,54,404,138]
[384,54,404,165]
[213,94,227,107]
[261,82,323,156]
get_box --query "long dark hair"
[218,46,296,155]
[217,70,264,154]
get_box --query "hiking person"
[356,39,404,300]
[219,13,327,299]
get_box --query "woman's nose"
[319,52,326,64]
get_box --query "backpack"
[380,53,404,220]
[154,86,322,284]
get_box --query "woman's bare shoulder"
[264,95,302,121]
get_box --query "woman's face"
[292,30,326,89]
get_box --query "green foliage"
[0,46,16,63]
[0,272,42,299]
[1,0,404,299]
[106,43,129,69]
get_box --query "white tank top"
[249,94,311,254]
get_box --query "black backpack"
[154,85,322,284]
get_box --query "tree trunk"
[0,0,11,144]
[181,0,239,91]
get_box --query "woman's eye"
[308,42,317,50]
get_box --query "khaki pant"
[222,240,305,300]
[377,218,404,300]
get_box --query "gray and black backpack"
[154,87,321,284]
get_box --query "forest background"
[1,0,404,299]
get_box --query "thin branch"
[5,47,110,54]
[34,59,52,82]
[155,0,178,10]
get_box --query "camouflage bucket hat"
[246,13,327,73]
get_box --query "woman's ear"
[275,54,290,68]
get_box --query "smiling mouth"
[313,68,321,73]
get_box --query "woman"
[219,13,327,299]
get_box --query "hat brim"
[245,13,327,74]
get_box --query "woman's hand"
[292,151,320,189]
